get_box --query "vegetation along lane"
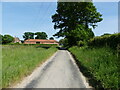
[13,50,90,88]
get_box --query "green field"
[2,45,57,88]
[69,46,119,89]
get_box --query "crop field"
[2,45,57,88]
[69,46,119,89]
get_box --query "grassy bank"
[69,46,119,89]
[2,45,57,88]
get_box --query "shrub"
[88,33,120,49]
[2,35,14,44]
[77,41,86,47]
[0,34,3,44]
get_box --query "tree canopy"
[59,38,69,47]
[35,32,48,39]
[49,37,54,40]
[67,24,94,46]
[23,32,34,40]
[2,35,14,44]
[52,1,103,47]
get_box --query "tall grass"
[2,45,57,88]
[0,45,2,89]
[69,46,119,89]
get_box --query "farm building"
[13,37,21,43]
[24,39,59,45]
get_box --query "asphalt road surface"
[14,50,90,88]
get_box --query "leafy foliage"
[52,2,103,47]
[2,35,14,44]
[67,25,94,46]
[23,32,34,40]
[101,33,111,36]
[88,33,120,49]
[49,37,54,40]
[52,2,103,36]
[59,25,94,47]
[59,38,69,48]
[35,32,48,39]
[77,41,86,47]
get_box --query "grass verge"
[2,45,57,88]
[69,46,119,89]
[0,45,2,89]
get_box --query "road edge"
[67,50,92,88]
[12,50,58,88]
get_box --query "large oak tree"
[52,1,103,46]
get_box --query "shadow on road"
[57,47,68,50]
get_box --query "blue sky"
[93,2,118,36]
[2,2,118,40]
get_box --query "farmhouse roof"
[25,39,58,42]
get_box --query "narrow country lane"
[14,50,90,88]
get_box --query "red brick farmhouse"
[24,39,59,45]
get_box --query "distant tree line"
[0,32,54,44]
[23,32,54,40]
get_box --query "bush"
[0,34,3,44]
[2,35,14,44]
[88,33,120,49]
[77,41,86,47]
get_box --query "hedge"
[88,33,120,49]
